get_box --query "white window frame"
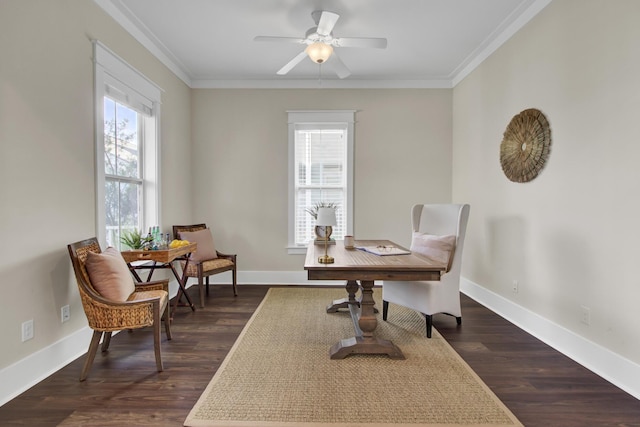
[94,41,162,248]
[287,110,355,254]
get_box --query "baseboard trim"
[4,272,637,407]
[0,271,335,407]
[183,270,334,287]
[0,325,94,406]
[460,277,640,400]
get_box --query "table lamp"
[316,207,337,264]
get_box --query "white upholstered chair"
[382,204,470,338]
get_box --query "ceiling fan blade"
[254,36,306,44]
[316,11,339,36]
[333,37,388,49]
[329,52,351,79]
[277,50,308,75]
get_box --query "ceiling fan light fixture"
[305,42,333,64]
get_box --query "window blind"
[294,124,347,245]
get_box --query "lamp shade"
[305,42,333,64]
[316,207,337,226]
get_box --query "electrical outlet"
[61,305,70,323]
[22,320,34,342]
[512,280,519,293]
[581,306,591,325]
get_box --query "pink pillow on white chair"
[410,232,456,271]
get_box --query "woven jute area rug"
[184,288,522,427]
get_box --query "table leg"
[327,280,379,314]
[329,280,404,360]
[145,261,157,282]
[326,280,360,312]
[170,259,196,315]
[128,266,143,283]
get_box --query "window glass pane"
[103,96,144,249]
[104,98,116,175]
[118,180,140,237]
[115,103,139,178]
[294,126,347,245]
[294,188,345,245]
[104,179,141,249]
[295,129,345,187]
[104,179,118,247]
[104,97,140,179]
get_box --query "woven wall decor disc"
[500,108,551,183]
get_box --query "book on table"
[355,245,411,256]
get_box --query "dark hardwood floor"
[0,285,639,426]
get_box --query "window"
[103,98,142,247]
[94,41,161,249]
[288,111,355,253]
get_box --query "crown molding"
[451,0,553,86]
[95,0,552,90]
[94,0,193,87]
[190,78,453,89]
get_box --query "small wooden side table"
[121,242,197,317]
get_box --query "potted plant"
[120,229,153,250]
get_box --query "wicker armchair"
[173,224,237,308]
[67,238,172,381]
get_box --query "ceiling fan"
[254,10,387,79]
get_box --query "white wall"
[452,0,640,364]
[0,0,192,372]
[190,89,453,271]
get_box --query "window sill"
[287,245,308,255]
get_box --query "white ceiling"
[95,0,551,88]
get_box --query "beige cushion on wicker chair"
[179,228,217,263]
[127,289,168,306]
[182,258,235,277]
[85,247,135,302]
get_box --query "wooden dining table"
[304,239,447,359]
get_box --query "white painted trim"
[287,111,355,250]
[183,270,335,287]
[451,0,553,86]
[460,277,640,400]
[94,41,162,247]
[191,79,453,89]
[0,326,94,407]
[93,0,192,87]
[0,271,334,406]
[93,0,551,90]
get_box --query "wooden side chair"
[67,238,172,381]
[173,224,238,308]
